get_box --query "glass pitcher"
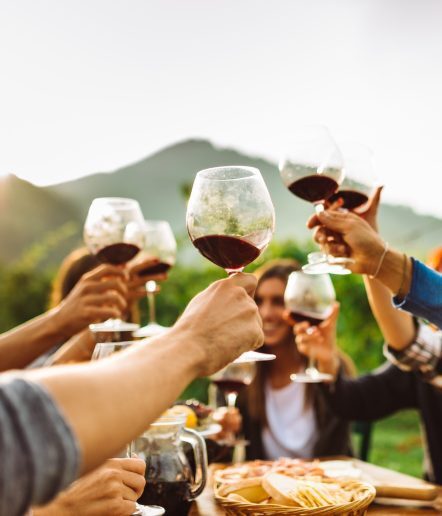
[134,414,208,516]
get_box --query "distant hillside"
[47,139,441,259]
[0,139,440,267]
[0,175,81,266]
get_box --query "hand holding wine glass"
[83,197,145,331]
[293,303,341,380]
[284,271,336,382]
[279,125,352,275]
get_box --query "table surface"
[189,462,442,515]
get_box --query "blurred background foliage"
[0,235,422,477]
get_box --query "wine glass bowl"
[134,220,177,339]
[137,220,177,275]
[279,126,355,275]
[211,361,257,408]
[279,125,344,207]
[186,166,275,274]
[328,141,377,210]
[284,271,336,383]
[84,197,145,264]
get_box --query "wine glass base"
[290,371,334,383]
[134,323,169,339]
[132,504,165,516]
[302,259,352,275]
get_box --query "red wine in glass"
[191,234,261,272]
[288,171,339,204]
[137,261,172,276]
[289,310,327,326]
[212,378,249,396]
[96,242,141,265]
[328,189,369,210]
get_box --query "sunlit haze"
[1,0,442,217]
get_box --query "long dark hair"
[247,259,304,426]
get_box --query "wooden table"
[189,463,442,515]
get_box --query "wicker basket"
[215,478,376,516]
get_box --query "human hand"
[33,458,146,516]
[52,265,129,339]
[212,406,242,439]
[293,303,340,378]
[172,273,263,377]
[306,208,386,275]
[126,257,169,302]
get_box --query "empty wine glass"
[84,197,145,330]
[328,141,378,210]
[91,341,165,516]
[134,220,177,338]
[187,165,275,362]
[284,271,336,383]
[279,125,352,275]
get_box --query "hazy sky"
[1,0,442,217]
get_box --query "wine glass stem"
[314,202,325,214]
[148,292,157,324]
[226,391,238,408]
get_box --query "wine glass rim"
[196,165,262,181]
[90,197,141,208]
[144,219,173,229]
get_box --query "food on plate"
[170,399,213,430]
[166,405,198,428]
[214,458,324,485]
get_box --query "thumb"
[359,185,383,217]
[320,302,340,329]
[225,272,258,297]
[317,209,353,234]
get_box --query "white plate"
[233,351,276,363]
[196,423,222,437]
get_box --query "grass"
[353,409,424,479]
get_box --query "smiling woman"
[226,259,355,462]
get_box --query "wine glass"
[187,165,275,362]
[328,141,377,210]
[92,341,165,516]
[284,271,336,383]
[187,166,275,274]
[210,352,275,459]
[84,197,145,330]
[279,125,352,275]
[134,220,177,338]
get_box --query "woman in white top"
[235,260,354,461]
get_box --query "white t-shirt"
[261,380,318,460]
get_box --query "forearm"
[26,328,203,474]
[50,330,96,365]
[363,276,416,350]
[376,248,412,298]
[0,308,67,372]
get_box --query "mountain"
[0,139,440,267]
[0,175,81,266]
[47,139,441,258]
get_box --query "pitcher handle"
[181,427,208,499]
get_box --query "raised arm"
[0,273,263,515]
[308,210,442,328]
[0,264,128,372]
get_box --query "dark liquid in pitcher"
[138,480,192,516]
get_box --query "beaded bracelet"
[369,241,389,279]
